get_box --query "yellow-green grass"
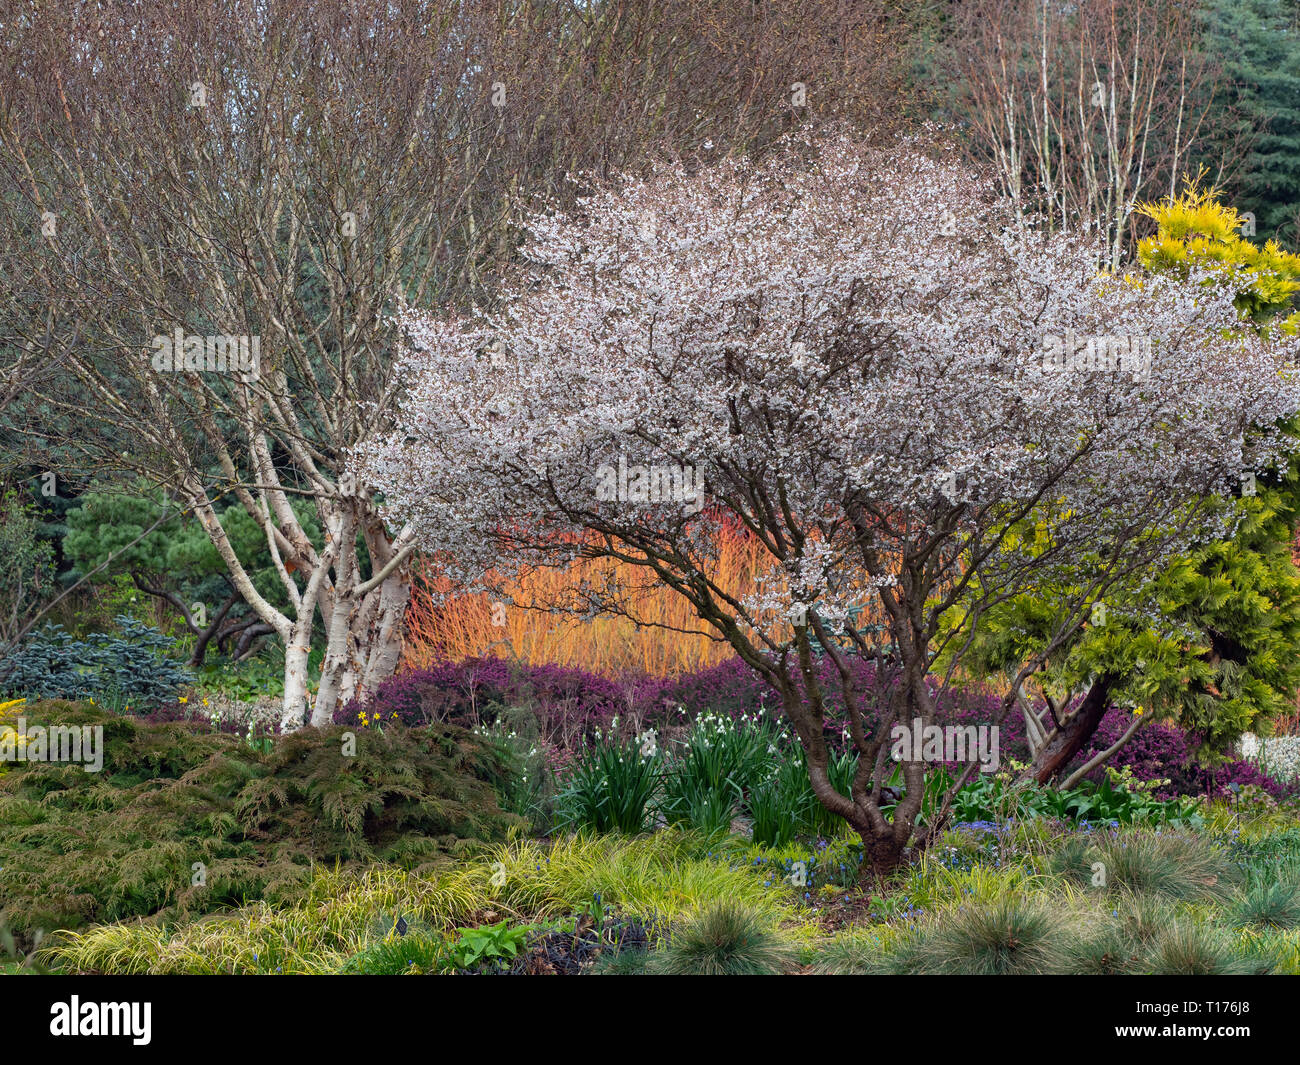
[1201,801,1300,840]
[44,829,803,974]
[39,821,1300,975]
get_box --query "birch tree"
[930,0,1224,270]
[0,0,903,728]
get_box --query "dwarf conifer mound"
[0,701,521,948]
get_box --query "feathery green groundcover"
[0,700,520,949]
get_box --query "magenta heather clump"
[344,653,1010,758]
[1063,707,1294,799]
[138,700,246,735]
[337,657,630,749]
[339,653,1293,799]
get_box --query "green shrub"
[949,774,1203,829]
[196,656,287,704]
[0,488,55,650]
[0,701,520,948]
[646,899,796,975]
[0,920,49,975]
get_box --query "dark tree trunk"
[188,593,239,667]
[863,833,906,880]
[234,623,275,660]
[1029,674,1119,784]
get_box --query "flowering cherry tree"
[368,133,1300,875]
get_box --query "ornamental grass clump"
[1045,834,1096,887]
[1089,831,1237,901]
[1143,921,1275,975]
[1228,881,1300,930]
[1060,895,1173,975]
[905,896,1071,975]
[1113,893,1179,947]
[1061,920,1144,975]
[811,929,910,975]
[646,898,797,976]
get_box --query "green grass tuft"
[1144,921,1273,975]
[906,896,1069,975]
[1228,881,1300,930]
[645,899,797,975]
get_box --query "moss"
[0,701,522,946]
